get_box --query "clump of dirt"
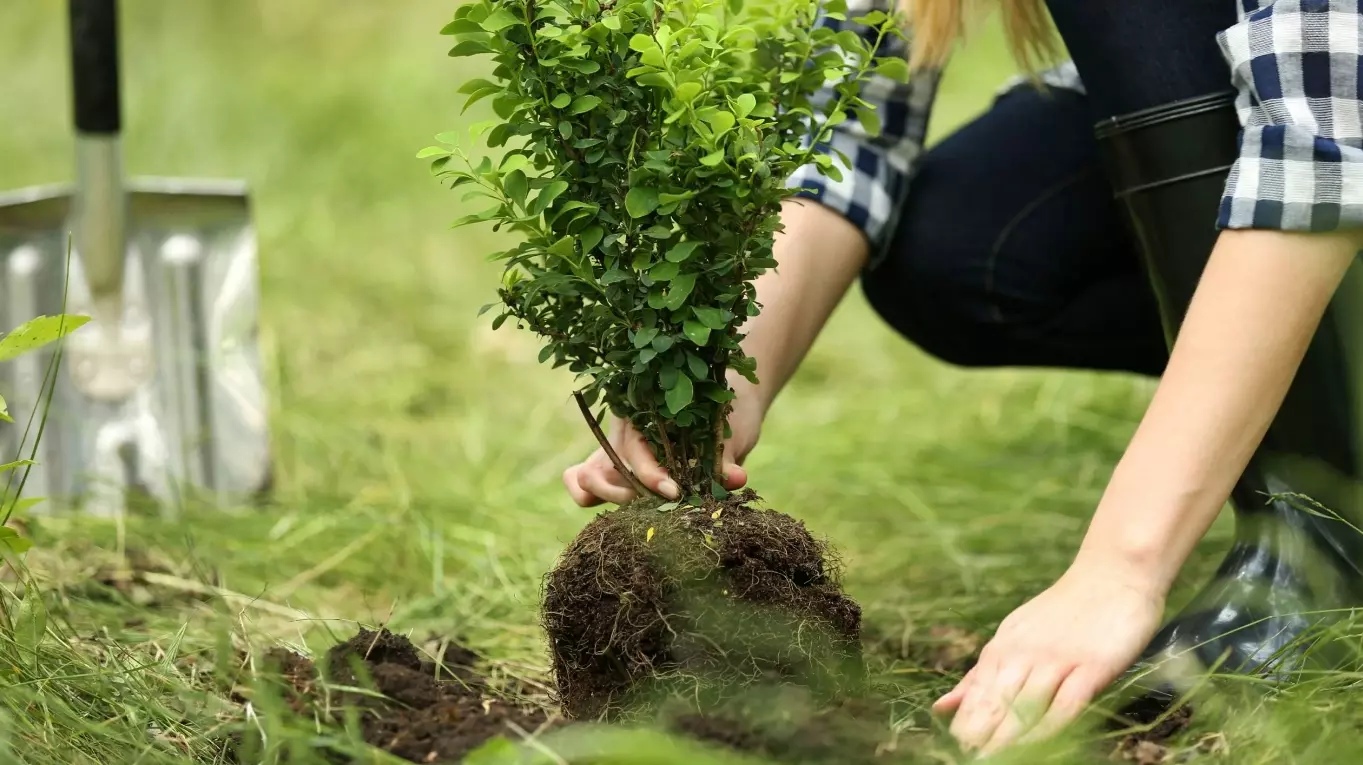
[1109,697,1196,763]
[542,489,864,720]
[255,628,557,763]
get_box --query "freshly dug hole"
[250,629,557,763]
[543,488,864,720]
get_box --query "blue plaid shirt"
[789,0,1363,253]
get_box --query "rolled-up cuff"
[1218,126,1363,232]
[785,133,907,252]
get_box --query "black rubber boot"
[1096,93,1363,701]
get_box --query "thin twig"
[573,392,654,499]
[651,413,678,474]
[712,402,729,488]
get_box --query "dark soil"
[257,628,557,763]
[1106,695,1197,763]
[542,489,864,720]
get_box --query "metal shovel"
[0,0,271,517]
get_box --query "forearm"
[731,198,870,412]
[1075,229,1360,591]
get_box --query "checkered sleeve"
[785,0,938,252]
[1217,0,1363,231]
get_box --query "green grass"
[0,2,1360,763]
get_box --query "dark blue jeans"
[863,0,1234,379]
[864,84,1169,377]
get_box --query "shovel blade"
[0,177,271,516]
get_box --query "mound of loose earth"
[261,629,558,763]
[542,489,864,720]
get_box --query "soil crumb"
[256,628,556,763]
[542,489,864,720]
[1110,699,1195,763]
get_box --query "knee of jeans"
[859,263,1001,369]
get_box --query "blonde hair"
[903,0,1058,73]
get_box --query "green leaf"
[440,17,483,36]
[451,205,502,229]
[5,498,42,518]
[479,8,523,32]
[704,110,735,135]
[416,146,450,159]
[682,320,711,346]
[625,187,659,218]
[464,736,519,765]
[548,236,576,259]
[449,39,494,57]
[665,374,694,414]
[560,59,602,74]
[676,82,702,102]
[857,107,882,138]
[634,327,659,348]
[558,121,572,140]
[551,93,572,109]
[686,353,708,380]
[692,306,726,330]
[734,93,756,118]
[854,10,890,26]
[667,242,702,262]
[15,585,46,666]
[650,261,680,281]
[0,315,90,362]
[580,226,605,255]
[652,334,675,352]
[0,527,31,556]
[538,345,555,364]
[636,72,672,90]
[664,272,696,310]
[0,394,9,423]
[503,169,528,206]
[568,95,602,114]
[601,268,629,285]
[458,77,498,95]
[700,149,725,167]
[629,33,656,53]
[704,384,737,403]
[532,180,570,214]
[875,57,910,82]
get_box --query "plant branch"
[711,403,728,486]
[652,413,680,475]
[574,392,655,499]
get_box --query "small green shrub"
[424,0,904,496]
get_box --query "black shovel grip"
[69,0,121,134]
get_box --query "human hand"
[932,559,1166,755]
[562,379,764,506]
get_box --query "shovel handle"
[69,0,121,134]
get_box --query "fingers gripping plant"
[425,0,905,499]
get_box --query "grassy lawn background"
[0,2,1349,763]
